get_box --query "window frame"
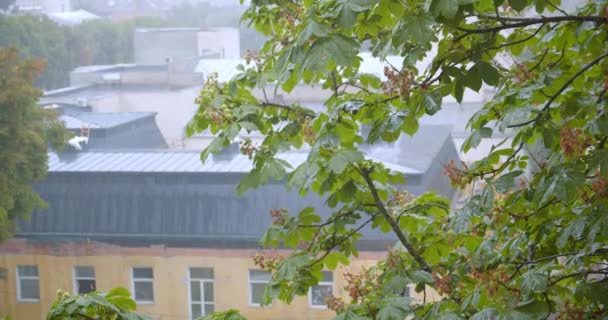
[187,267,215,320]
[16,265,40,303]
[308,271,334,309]
[248,269,271,307]
[130,266,154,305]
[73,266,96,295]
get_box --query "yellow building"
[0,240,393,319]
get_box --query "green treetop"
[0,47,67,241]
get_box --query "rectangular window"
[17,265,40,302]
[248,270,271,306]
[309,271,333,308]
[189,267,214,319]
[131,267,154,304]
[74,266,96,295]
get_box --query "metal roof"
[49,150,421,174]
[59,111,156,130]
[19,126,459,248]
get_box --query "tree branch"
[548,268,608,287]
[459,15,603,34]
[309,214,376,267]
[358,166,432,272]
[260,102,316,118]
[508,51,608,128]
[486,24,545,51]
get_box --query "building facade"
[0,127,456,319]
[0,241,393,320]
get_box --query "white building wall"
[197,28,241,59]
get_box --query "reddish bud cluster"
[443,160,470,188]
[269,208,288,225]
[205,108,225,126]
[343,269,379,303]
[244,50,262,65]
[559,128,591,158]
[301,119,315,145]
[591,176,608,198]
[391,191,414,207]
[432,273,452,295]
[239,139,256,159]
[253,253,283,272]
[325,296,346,312]
[385,249,404,268]
[513,65,536,84]
[557,303,588,320]
[383,66,414,97]
[469,269,513,297]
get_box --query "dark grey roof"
[18,173,395,249]
[57,108,168,150]
[18,125,459,249]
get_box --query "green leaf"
[471,309,498,320]
[377,296,412,320]
[323,252,349,269]
[328,149,364,173]
[508,0,528,11]
[421,92,442,115]
[494,170,523,193]
[520,270,547,295]
[401,116,419,136]
[275,253,311,280]
[431,0,460,19]
[409,270,433,283]
[106,287,131,298]
[302,35,359,72]
[557,216,587,248]
[236,169,261,196]
[335,0,375,29]
[332,309,372,320]
[464,64,482,92]
[260,225,284,247]
[477,61,500,86]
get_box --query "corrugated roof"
[48,150,422,174]
[59,111,156,130]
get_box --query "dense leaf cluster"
[47,287,149,320]
[0,48,67,241]
[188,0,608,318]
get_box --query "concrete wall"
[197,28,241,59]
[134,29,200,66]
[0,240,440,320]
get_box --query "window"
[248,270,271,306]
[16,265,39,302]
[131,267,154,304]
[74,266,96,295]
[309,271,333,308]
[189,268,214,319]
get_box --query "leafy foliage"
[189,0,608,318]
[0,47,67,241]
[47,287,149,320]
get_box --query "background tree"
[0,0,15,12]
[189,0,608,319]
[0,47,67,241]
[0,15,70,89]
